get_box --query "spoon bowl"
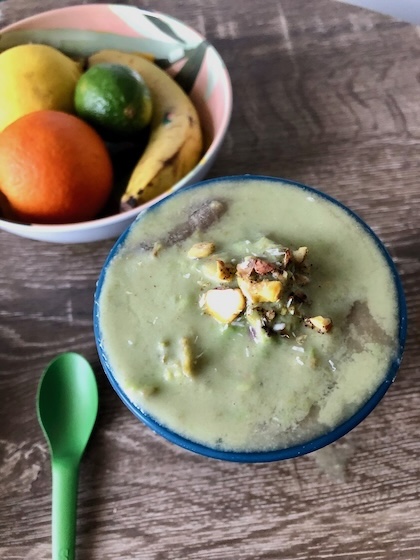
[37,352,98,560]
[37,352,98,459]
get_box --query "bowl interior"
[94,174,407,463]
[0,4,232,242]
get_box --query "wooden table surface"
[1,0,420,558]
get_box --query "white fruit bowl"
[0,4,232,243]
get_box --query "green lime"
[74,63,153,137]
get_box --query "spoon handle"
[52,460,79,560]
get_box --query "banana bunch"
[88,50,203,211]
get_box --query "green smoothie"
[97,178,399,452]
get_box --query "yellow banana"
[88,49,203,210]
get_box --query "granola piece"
[304,316,333,334]
[237,276,282,303]
[187,241,216,259]
[202,288,246,324]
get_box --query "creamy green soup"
[98,178,399,452]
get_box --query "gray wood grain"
[1,0,420,559]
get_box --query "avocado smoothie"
[96,177,402,453]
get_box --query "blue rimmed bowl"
[94,175,407,462]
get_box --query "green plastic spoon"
[36,352,99,560]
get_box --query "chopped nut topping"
[202,288,246,324]
[304,316,333,334]
[237,276,282,303]
[253,258,277,275]
[237,257,278,278]
[216,260,236,282]
[292,246,308,264]
[236,258,255,278]
[187,241,215,259]
[189,236,332,343]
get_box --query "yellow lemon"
[0,44,82,131]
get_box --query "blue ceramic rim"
[94,174,408,463]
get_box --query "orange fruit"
[0,110,113,224]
